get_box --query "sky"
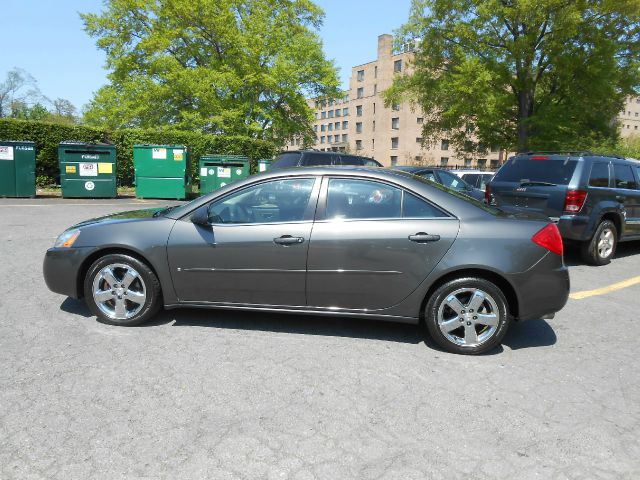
[0,0,413,112]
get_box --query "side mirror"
[191,205,210,226]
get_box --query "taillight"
[563,189,587,214]
[532,223,563,256]
[484,183,491,204]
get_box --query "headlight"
[53,229,81,248]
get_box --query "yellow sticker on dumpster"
[173,149,184,161]
[98,163,113,174]
[66,165,77,173]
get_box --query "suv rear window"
[304,153,336,166]
[493,157,578,185]
[272,153,301,168]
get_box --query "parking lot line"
[570,275,640,300]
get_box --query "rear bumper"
[555,214,592,242]
[43,247,95,298]
[508,252,570,322]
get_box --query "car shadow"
[564,240,640,267]
[502,319,557,350]
[60,297,92,317]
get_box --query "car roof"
[394,166,434,173]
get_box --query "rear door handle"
[274,235,305,246]
[408,232,440,243]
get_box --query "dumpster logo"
[81,154,99,160]
[79,163,98,177]
[152,148,167,160]
[84,181,95,191]
[0,146,14,161]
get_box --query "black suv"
[488,152,640,265]
[272,150,382,169]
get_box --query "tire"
[83,253,162,326]
[580,220,617,266]
[424,277,510,355]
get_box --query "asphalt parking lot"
[1,197,639,479]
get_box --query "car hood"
[71,208,166,229]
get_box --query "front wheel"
[84,254,162,326]
[580,220,617,266]
[424,277,510,355]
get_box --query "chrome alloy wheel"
[92,263,147,320]
[597,227,614,259]
[437,288,500,347]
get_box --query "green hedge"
[0,119,277,186]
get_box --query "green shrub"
[0,119,277,186]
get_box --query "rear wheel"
[424,277,510,355]
[84,254,162,326]
[580,220,617,266]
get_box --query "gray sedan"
[43,167,569,354]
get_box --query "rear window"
[303,153,336,166]
[272,153,301,168]
[493,157,578,185]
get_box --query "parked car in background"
[453,170,495,192]
[488,152,640,265]
[43,167,569,355]
[394,166,485,201]
[272,150,382,168]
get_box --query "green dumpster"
[257,158,273,173]
[0,141,36,197]
[134,144,191,199]
[59,142,117,198]
[199,155,250,195]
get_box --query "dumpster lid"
[59,141,115,148]
[0,140,36,146]
[133,144,187,149]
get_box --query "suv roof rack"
[520,151,626,160]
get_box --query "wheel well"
[76,248,161,298]
[419,268,520,321]
[600,212,622,239]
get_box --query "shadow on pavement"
[502,319,556,350]
[60,297,92,317]
[564,240,640,267]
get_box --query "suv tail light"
[532,223,563,256]
[563,189,587,214]
[484,183,491,204]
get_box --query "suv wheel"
[581,220,617,266]
[424,277,510,355]
[84,254,162,326]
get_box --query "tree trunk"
[517,89,533,152]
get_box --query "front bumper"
[43,247,96,298]
[508,252,570,322]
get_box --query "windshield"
[494,157,578,185]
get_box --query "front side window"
[589,163,610,188]
[325,179,446,220]
[208,179,315,224]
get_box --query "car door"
[167,177,320,306]
[306,177,459,311]
[613,163,640,236]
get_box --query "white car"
[453,170,494,192]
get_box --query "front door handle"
[616,195,626,202]
[274,235,305,246]
[408,232,440,243]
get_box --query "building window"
[394,60,402,73]
[374,84,377,95]
[321,111,326,119]
[356,140,363,150]
[417,117,423,124]
[321,124,326,132]
[335,109,341,117]
[491,145,499,152]
[490,159,499,168]
[390,156,398,166]
[356,105,363,116]
[315,113,319,120]
[477,158,487,168]
[416,137,423,144]
[342,134,348,142]
[328,110,334,118]
[372,120,376,131]
[392,117,400,129]
[372,139,375,149]
[414,155,422,163]
[343,107,349,116]
[441,139,450,151]
[342,121,348,129]
[335,122,340,130]
[328,135,333,143]
[374,65,378,78]
[356,122,363,133]
[357,70,364,81]
[357,87,364,99]
[391,137,399,149]
[440,157,449,166]
[392,103,400,111]
[373,103,376,114]
[313,125,318,132]
[328,123,333,131]
[321,136,326,143]
[464,158,472,167]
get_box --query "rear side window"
[438,170,467,191]
[272,153,301,168]
[403,192,448,218]
[493,157,578,185]
[304,153,336,166]
[589,163,610,188]
[613,164,638,189]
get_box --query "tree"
[385,0,640,153]
[0,68,43,118]
[81,0,339,143]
